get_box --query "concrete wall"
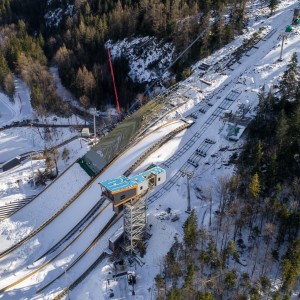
[137,181,148,195]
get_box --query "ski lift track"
[149,90,241,204]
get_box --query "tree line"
[0,0,252,113]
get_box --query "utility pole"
[182,169,194,213]
[30,123,35,147]
[93,107,97,141]
[30,153,36,189]
[279,32,288,61]
[187,174,191,213]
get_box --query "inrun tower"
[99,165,166,254]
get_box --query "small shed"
[109,226,124,252]
[285,25,294,32]
[81,128,90,137]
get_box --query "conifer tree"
[249,173,260,200]
[269,0,279,15]
[279,53,299,103]
[276,110,289,149]
[183,209,198,250]
[196,291,214,300]
[281,238,300,292]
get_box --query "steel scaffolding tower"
[123,196,147,254]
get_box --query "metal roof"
[100,165,165,193]
[138,166,165,177]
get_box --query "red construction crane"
[107,48,122,123]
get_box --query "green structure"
[285,25,293,32]
[79,98,164,176]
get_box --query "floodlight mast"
[181,169,194,213]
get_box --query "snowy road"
[0,94,16,127]
[0,78,31,128]
[14,77,32,118]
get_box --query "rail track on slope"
[0,200,114,293]
[35,213,123,296]
[148,90,241,204]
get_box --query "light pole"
[182,169,194,213]
[30,153,36,189]
[279,31,289,61]
[30,123,35,147]
[93,107,97,141]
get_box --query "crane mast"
[107,47,122,123]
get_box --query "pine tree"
[167,287,181,300]
[224,269,237,289]
[183,209,198,250]
[249,173,260,200]
[184,262,195,288]
[269,0,279,15]
[279,53,299,103]
[276,110,289,149]
[256,140,263,171]
[196,291,214,300]
[281,238,300,292]
[0,51,15,98]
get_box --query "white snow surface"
[0,77,31,128]
[106,37,175,84]
[0,0,300,299]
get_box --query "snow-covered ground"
[0,0,300,298]
[106,37,175,83]
[0,75,90,234]
[0,77,31,128]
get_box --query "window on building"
[158,177,161,181]
[140,186,143,190]
[120,194,126,200]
